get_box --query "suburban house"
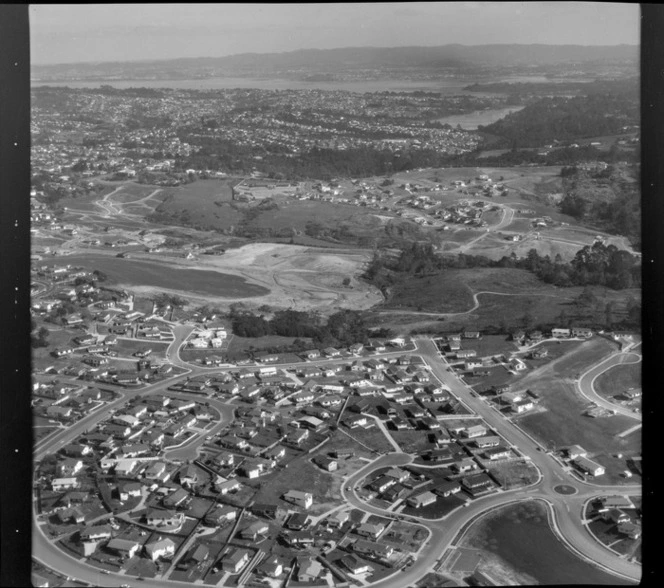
[573,456,605,477]
[461,473,495,493]
[240,521,269,541]
[163,487,190,508]
[356,522,385,539]
[221,549,250,574]
[462,425,488,438]
[283,490,313,510]
[341,555,373,575]
[205,505,237,526]
[551,328,571,338]
[52,478,79,491]
[313,455,338,472]
[79,525,113,542]
[107,538,140,559]
[144,537,176,561]
[327,510,350,528]
[571,327,593,338]
[145,509,185,528]
[296,556,323,582]
[369,475,396,494]
[452,458,479,474]
[216,479,242,495]
[353,539,394,561]
[434,481,462,497]
[256,555,284,578]
[407,491,437,508]
[484,447,512,460]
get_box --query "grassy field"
[389,429,436,454]
[594,362,641,398]
[486,461,540,490]
[114,338,170,358]
[344,425,395,454]
[151,179,243,231]
[456,335,518,358]
[225,334,308,356]
[516,339,640,463]
[251,456,344,515]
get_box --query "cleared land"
[595,362,641,398]
[514,338,641,472]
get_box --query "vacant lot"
[114,338,169,358]
[516,339,640,461]
[251,456,344,515]
[344,425,395,455]
[486,461,540,490]
[595,362,641,398]
[457,335,518,358]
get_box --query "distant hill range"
[32,44,638,81]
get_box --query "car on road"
[100,570,109,574]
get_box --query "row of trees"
[231,308,391,346]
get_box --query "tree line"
[364,241,641,293]
[231,308,391,346]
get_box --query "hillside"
[480,92,639,149]
[32,44,639,80]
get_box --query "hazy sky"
[30,2,640,65]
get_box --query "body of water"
[44,254,269,298]
[436,106,525,130]
[30,76,487,95]
[466,501,634,585]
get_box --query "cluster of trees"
[31,321,50,348]
[231,308,391,346]
[479,92,639,149]
[510,243,640,289]
[364,241,640,294]
[559,165,640,249]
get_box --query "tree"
[576,286,598,309]
[604,302,615,327]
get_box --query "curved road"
[32,337,641,587]
[576,347,642,420]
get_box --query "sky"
[30,2,640,65]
